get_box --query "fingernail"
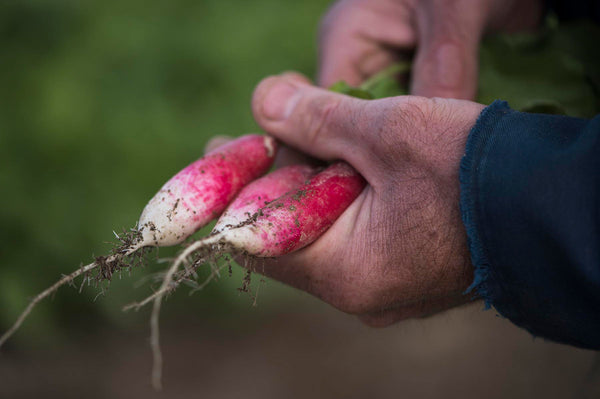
[262,81,300,121]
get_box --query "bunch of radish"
[0,133,366,389]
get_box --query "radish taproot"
[127,161,365,389]
[137,134,277,247]
[134,161,365,312]
[131,163,321,389]
[126,164,320,311]
[0,134,277,349]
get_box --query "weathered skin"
[213,164,317,233]
[137,134,277,247]
[225,162,366,256]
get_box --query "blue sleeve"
[547,0,600,22]
[460,100,600,350]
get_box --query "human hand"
[318,0,542,99]
[245,72,485,326]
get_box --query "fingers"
[317,0,372,87]
[318,0,487,99]
[252,73,370,165]
[410,0,483,100]
[317,0,415,87]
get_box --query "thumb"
[411,5,482,100]
[252,73,367,162]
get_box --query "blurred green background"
[1,1,599,398]
[0,0,329,345]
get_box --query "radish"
[213,161,366,256]
[132,161,365,310]
[123,162,365,390]
[137,134,277,247]
[1,136,366,391]
[0,134,277,349]
[213,164,318,233]
[1,66,398,390]
[2,62,408,350]
[123,163,320,388]
[126,164,320,310]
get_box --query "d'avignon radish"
[132,163,322,389]
[137,161,365,312]
[1,65,399,391]
[140,161,365,389]
[137,134,277,247]
[0,134,277,349]
[1,135,366,390]
[213,164,318,233]
[128,164,320,310]
[213,161,366,256]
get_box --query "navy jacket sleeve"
[460,101,600,350]
[548,0,600,22]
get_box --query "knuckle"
[303,95,343,148]
[365,98,433,165]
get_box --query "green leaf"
[329,81,374,99]
[329,62,410,99]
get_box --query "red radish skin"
[0,134,277,351]
[137,162,363,314]
[203,162,366,257]
[140,161,365,308]
[126,164,319,311]
[213,164,318,233]
[137,134,277,247]
[129,162,365,391]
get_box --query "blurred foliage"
[478,19,600,117]
[0,0,598,347]
[0,0,328,346]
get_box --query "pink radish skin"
[132,162,364,391]
[137,134,277,247]
[210,162,366,257]
[213,164,318,234]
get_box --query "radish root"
[0,261,98,348]
[145,233,229,390]
[0,232,144,350]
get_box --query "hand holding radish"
[0,134,279,350]
[1,128,367,389]
[251,72,485,326]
